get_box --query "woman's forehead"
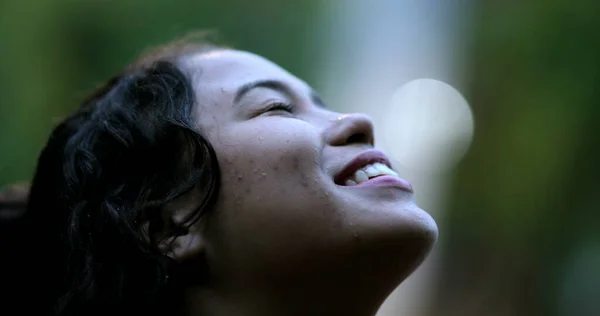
[183,49,299,87]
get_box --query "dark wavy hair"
[10,38,222,316]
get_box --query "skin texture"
[162,50,439,316]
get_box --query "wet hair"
[8,38,222,316]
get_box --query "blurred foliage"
[431,1,600,316]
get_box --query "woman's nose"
[324,113,375,147]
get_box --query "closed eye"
[263,102,294,113]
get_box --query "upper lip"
[334,149,394,185]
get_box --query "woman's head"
[22,36,437,316]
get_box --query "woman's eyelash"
[264,102,294,113]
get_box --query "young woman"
[8,37,438,316]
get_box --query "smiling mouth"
[341,162,399,186]
[334,150,414,192]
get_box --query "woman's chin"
[354,198,438,242]
[345,204,438,278]
[387,205,438,262]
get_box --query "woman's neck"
[181,236,431,316]
[183,284,385,316]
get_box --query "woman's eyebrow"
[234,79,326,108]
[234,79,289,104]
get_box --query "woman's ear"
[157,225,204,262]
[154,190,208,262]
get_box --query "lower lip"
[347,175,414,193]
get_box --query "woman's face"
[180,50,437,294]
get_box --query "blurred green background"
[1,1,598,316]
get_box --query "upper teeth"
[344,162,399,186]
